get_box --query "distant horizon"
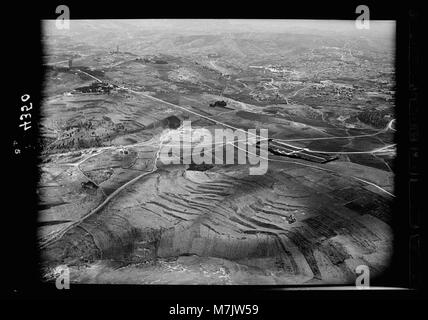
[43,19,395,39]
[39,14,397,286]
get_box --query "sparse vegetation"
[39,20,395,285]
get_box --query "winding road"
[40,137,164,248]
[40,67,396,247]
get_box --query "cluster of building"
[209,100,227,108]
[249,65,297,75]
[135,56,168,64]
[74,82,116,94]
[257,139,338,164]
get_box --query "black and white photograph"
[38,19,396,285]
[3,1,425,305]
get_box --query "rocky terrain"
[39,20,395,285]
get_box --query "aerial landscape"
[38,19,396,285]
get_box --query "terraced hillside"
[40,20,395,285]
[42,159,392,284]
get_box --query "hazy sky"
[44,19,395,39]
